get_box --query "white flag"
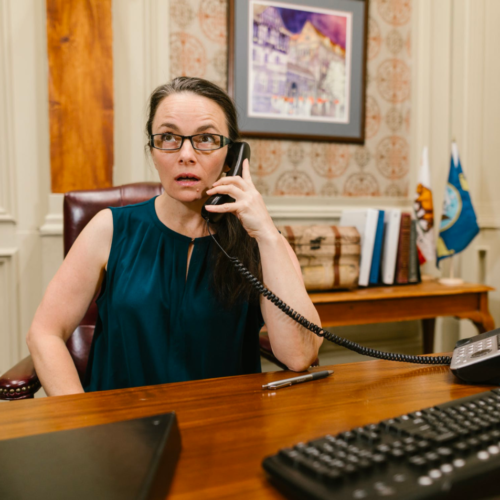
[413,146,436,264]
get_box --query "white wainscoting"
[0,250,19,375]
[113,0,171,186]
[40,194,64,292]
[0,0,51,376]
[0,0,16,224]
[450,0,500,339]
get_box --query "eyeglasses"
[150,133,233,151]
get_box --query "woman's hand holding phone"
[206,157,322,371]
[204,160,277,242]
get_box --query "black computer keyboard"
[262,389,500,500]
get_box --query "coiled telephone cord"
[206,221,452,366]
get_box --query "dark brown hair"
[146,77,262,307]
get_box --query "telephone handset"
[201,142,251,224]
[450,328,500,384]
[202,142,454,370]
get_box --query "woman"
[26,77,322,395]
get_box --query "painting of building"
[249,1,352,123]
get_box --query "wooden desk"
[309,281,495,354]
[0,360,495,499]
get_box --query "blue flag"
[437,143,479,266]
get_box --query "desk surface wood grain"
[0,360,494,499]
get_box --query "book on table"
[339,209,379,287]
[340,209,421,288]
[369,210,385,285]
[395,213,412,284]
[408,219,420,283]
[380,209,402,285]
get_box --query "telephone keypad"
[450,334,500,369]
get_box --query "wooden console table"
[308,281,495,354]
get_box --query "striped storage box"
[278,225,361,291]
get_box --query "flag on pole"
[437,142,479,266]
[413,146,436,264]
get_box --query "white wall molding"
[264,197,413,220]
[113,0,170,186]
[39,194,64,299]
[451,0,500,339]
[478,217,500,230]
[39,214,63,236]
[412,0,454,229]
[0,251,19,376]
[145,0,171,91]
[0,1,52,369]
[34,194,417,233]
[0,0,17,222]
[477,197,500,229]
[448,1,500,232]
[476,0,500,229]
[0,214,15,223]
[0,247,17,258]
[39,193,64,236]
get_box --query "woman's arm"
[205,161,322,371]
[26,209,113,396]
[256,232,322,371]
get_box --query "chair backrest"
[64,183,163,324]
[63,183,163,379]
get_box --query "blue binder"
[369,210,385,284]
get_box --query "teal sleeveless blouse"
[83,197,263,392]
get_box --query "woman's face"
[150,92,230,205]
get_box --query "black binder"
[0,412,181,500]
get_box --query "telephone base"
[451,327,500,384]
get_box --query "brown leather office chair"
[0,183,318,401]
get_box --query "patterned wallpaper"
[169,0,412,198]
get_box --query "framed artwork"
[228,0,369,143]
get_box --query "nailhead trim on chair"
[0,382,39,399]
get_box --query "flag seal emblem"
[440,183,462,232]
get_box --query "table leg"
[422,318,436,354]
[455,292,496,334]
[470,315,496,333]
[478,292,496,332]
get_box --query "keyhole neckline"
[148,196,213,244]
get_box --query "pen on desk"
[262,370,334,390]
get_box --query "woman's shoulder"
[88,208,115,244]
[69,208,114,269]
[80,199,155,246]
[108,197,155,225]
[109,197,154,215]
[86,208,113,238]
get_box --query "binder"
[369,210,385,285]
